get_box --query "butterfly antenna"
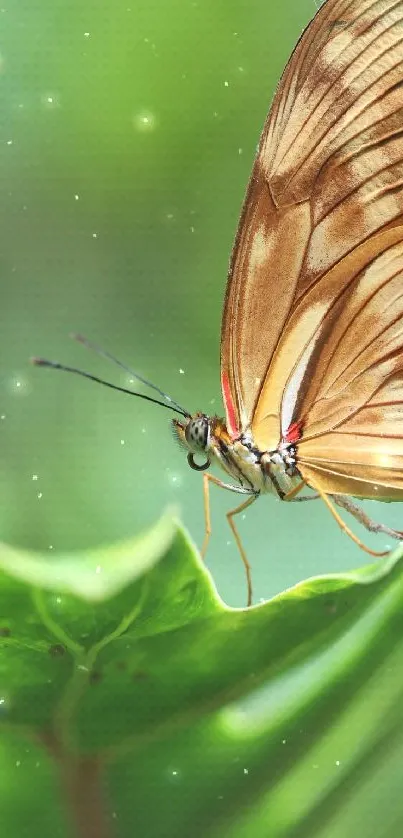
[70,332,189,417]
[30,357,190,418]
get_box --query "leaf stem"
[61,755,114,838]
[32,588,83,657]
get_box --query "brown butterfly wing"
[295,230,403,498]
[221,0,403,453]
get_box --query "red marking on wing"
[284,421,304,445]
[221,371,238,438]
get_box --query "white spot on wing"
[280,308,325,437]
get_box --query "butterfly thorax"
[173,413,302,498]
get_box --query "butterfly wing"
[294,230,403,499]
[221,0,403,453]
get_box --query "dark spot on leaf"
[116,661,127,671]
[90,670,103,685]
[0,627,11,637]
[49,643,66,657]
[132,670,149,681]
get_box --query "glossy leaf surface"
[1,516,403,837]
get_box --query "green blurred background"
[1,0,401,607]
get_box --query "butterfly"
[34,0,403,605]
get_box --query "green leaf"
[1,516,403,838]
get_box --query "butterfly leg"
[201,472,257,606]
[283,480,319,502]
[333,494,403,541]
[314,487,389,557]
[226,495,258,607]
[201,472,215,560]
[201,472,239,557]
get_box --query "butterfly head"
[172,412,213,471]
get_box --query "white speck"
[48,545,53,550]
[226,540,231,546]
[6,139,12,145]
[16,761,21,767]
[56,597,62,604]
[335,760,341,766]
[0,698,5,705]
[1,415,5,420]
[243,768,249,775]
[167,471,183,488]
[238,66,244,73]
[41,92,59,109]
[92,232,97,238]
[213,111,218,118]
[134,110,157,132]
[179,368,185,375]
[120,439,125,445]
[190,226,195,233]
[32,474,38,481]
[95,565,102,574]
[172,770,178,776]
[224,80,229,87]
[84,32,90,38]
[74,194,79,201]
[10,376,27,393]
[282,739,287,745]
[141,427,146,434]
[37,492,43,499]
[166,213,174,220]
[238,148,243,155]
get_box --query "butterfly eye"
[185,416,209,452]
